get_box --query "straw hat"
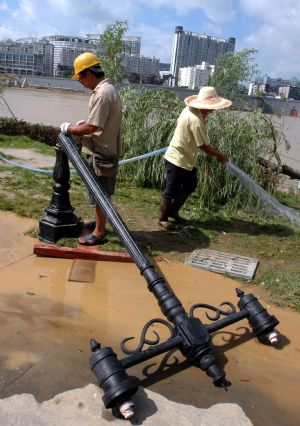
[184,86,232,110]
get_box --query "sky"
[0,0,299,80]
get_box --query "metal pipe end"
[119,400,135,419]
[267,331,279,344]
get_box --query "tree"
[99,20,128,84]
[208,48,259,99]
[0,75,5,93]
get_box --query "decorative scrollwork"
[121,318,175,355]
[142,349,180,377]
[190,301,237,321]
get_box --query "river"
[1,87,89,126]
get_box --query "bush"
[119,86,183,187]
[0,117,59,146]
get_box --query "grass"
[0,134,56,156]
[0,135,300,313]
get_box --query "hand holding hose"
[200,144,229,164]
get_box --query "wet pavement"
[0,212,299,425]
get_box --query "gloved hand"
[76,120,85,125]
[60,122,71,134]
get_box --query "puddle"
[0,211,299,426]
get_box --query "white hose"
[226,161,300,225]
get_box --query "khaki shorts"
[85,155,117,205]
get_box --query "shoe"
[83,220,96,230]
[169,212,186,224]
[159,198,176,230]
[158,220,175,230]
[78,233,108,246]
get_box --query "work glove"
[60,122,71,134]
[76,120,85,125]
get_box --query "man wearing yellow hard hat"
[60,52,122,245]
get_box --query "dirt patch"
[0,149,55,168]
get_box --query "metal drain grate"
[185,249,259,280]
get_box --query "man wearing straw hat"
[159,86,232,230]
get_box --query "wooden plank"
[33,244,133,263]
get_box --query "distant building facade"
[42,35,93,77]
[0,33,160,82]
[0,40,53,77]
[178,62,214,90]
[86,34,141,57]
[249,76,300,98]
[170,26,235,84]
[278,85,300,100]
[123,55,160,82]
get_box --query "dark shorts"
[85,155,117,205]
[163,160,197,199]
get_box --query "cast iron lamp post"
[39,142,81,243]
[57,133,280,420]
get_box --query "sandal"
[83,220,96,230]
[78,233,108,246]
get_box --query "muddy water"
[0,212,299,425]
[2,87,89,126]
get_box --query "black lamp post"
[39,143,82,243]
[57,133,280,420]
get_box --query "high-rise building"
[85,34,141,56]
[43,35,93,77]
[123,55,160,82]
[170,26,235,84]
[123,36,141,56]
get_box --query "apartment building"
[170,26,235,84]
[42,35,94,77]
[278,85,300,100]
[0,33,158,81]
[0,40,53,77]
[178,62,214,90]
[86,34,141,56]
[123,54,160,81]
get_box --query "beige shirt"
[164,106,207,170]
[82,78,122,157]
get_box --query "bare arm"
[68,122,100,136]
[200,143,229,164]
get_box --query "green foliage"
[0,134,56,155]
[258,270,300,312]
[0,75,5,93]
[0,117,59,146]
[99,20,128,83]
[119,86,183,187]
[194,108,281,211]
[119,87,284,213]
[209,48,259,99]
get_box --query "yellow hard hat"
[72,52,101,79]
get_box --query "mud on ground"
[0,211,299,426]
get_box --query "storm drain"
[185,249,259,280]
